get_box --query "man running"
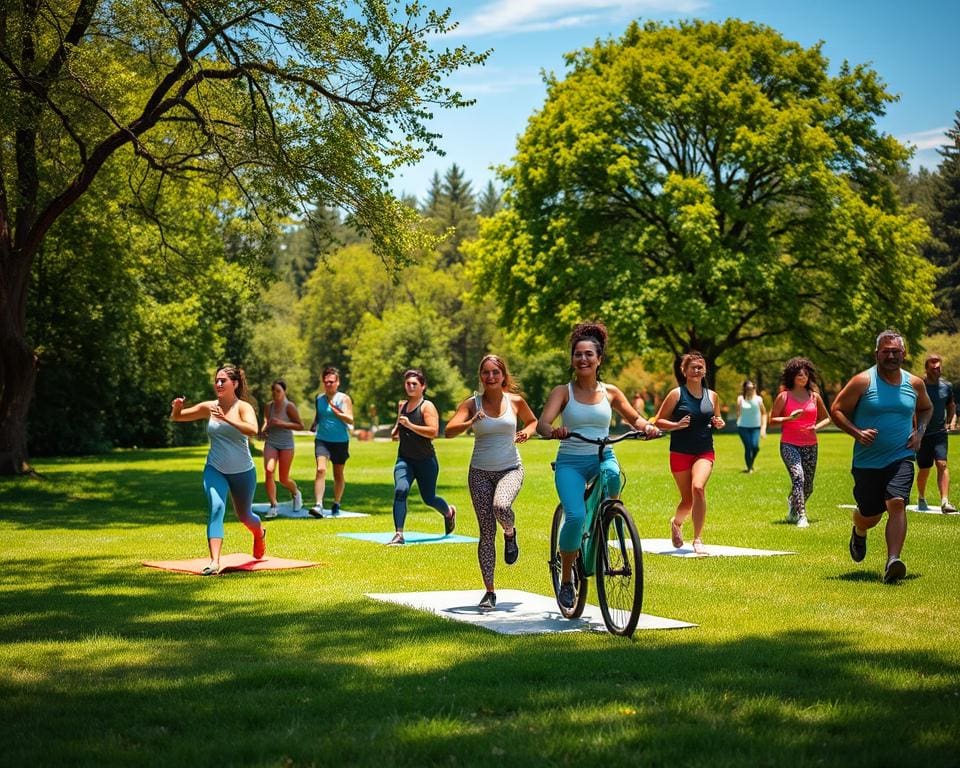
[830,330,932,583]
[309,366,354,517]
[916,353,957,513]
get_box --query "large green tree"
[0,1,483,473]
[929,111,960,331]
[468,19,935,384]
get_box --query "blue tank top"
[925,379,954,436]
[669,385,714,455]
[558,382,611,457]
[206,415,254,474]
[315,392,350,443]
[852,366,916,469]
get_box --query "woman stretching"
[654,352,725,555]
[537,322,658,610]
[445,355,538,610]
[170,364,266,575]
[388,369,456,545]
[769,357,831,528]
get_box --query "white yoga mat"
[366,589,696,634]
[839,503,957,516]
[640,538,795,558]
[252,502,368,519]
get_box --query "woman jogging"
[260,378,304,518]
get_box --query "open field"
[2,433,959,766]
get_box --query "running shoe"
[201,562,220,576]
[264,505,279,519]
[786,499,798,523]
[883,557,907,584]
[386,532,405,546]
[504,529,519,565]
[558,582,576,610]
[444,505,457,535]
[308,505,324,518]
[254,528,267,559]
[330,502,341,516]
[941,500,957,514]
[292,489,303,512]
[849,526,867,562]
[796,514,809,529]
[478,591,497,611]
[917,497,929,512]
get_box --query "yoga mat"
[840,503,957,516]
[367,589,696,635]
[640,538,795,558]
[338,531,479,545]
[252,502,368,518]
[142,553,321,575]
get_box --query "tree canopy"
[0,0,485,472]
[467,19,936,382]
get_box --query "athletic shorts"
[669,451,716,473]
[917,432,948,469]
[851,458,915,517]
[315,439,350,465]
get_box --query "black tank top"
[399,399,436,460]
[669,385,715,455]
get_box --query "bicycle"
[548,430,659,637]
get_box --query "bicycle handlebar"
[562,429,662,445]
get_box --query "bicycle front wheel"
[595,500,643,636]
[549,503,587,619]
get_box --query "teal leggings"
[202,464,261,540]
[554,449,621,552]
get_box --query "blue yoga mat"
[338,531,479,545]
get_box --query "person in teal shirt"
[309,366,354,517]
[830,331,932,584]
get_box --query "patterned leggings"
[468,465,524,588]
[779,442,818,516]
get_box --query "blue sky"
[391,0,960,202]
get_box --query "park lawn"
[1,433,959,767]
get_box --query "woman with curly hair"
[769,357,832,528]
[537,322,659,610]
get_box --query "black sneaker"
[558,582,576,610]
[849,526,867,562]
[330,502,341,516]
[504,529,519,565]
[478,591,496,611]
[883,557,906,584]
[308,505,324,519]
[386,532,405,546]
[444,505,456,535]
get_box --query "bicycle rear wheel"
[549,503,587,619]
[595,500,643,636]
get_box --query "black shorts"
[917,432,948,469]
[852,459,915,517]
[315,439,350,465]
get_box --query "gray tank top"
[207,414,255,474]
[471,394,521,471]
[264,399,296,451]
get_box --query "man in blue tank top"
[830,330,932,583]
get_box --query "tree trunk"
[0,250,37,475]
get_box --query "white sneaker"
[786,499,798,523]
[796,514,809,529]
[942,499,957,514]
[308,505,324,519]
[264,506,279,519]
[293,489,303,511]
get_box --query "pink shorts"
[669,451,716,473]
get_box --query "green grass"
[2,434,959,767]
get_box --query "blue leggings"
[738,427,761,470]
[393,455,450,529]
[202,464,261,540]
[555,449,620,552]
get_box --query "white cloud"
[452,0,706,38]
[899,127,949,152]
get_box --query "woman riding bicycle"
[536,322,659,610]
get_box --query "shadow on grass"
[1,556,958,767]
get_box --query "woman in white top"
[735,380,767,473]
[446,355,538,610]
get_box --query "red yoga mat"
[142,552,321,575]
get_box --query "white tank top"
[558,382,611,457]
[470,394,521,471]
